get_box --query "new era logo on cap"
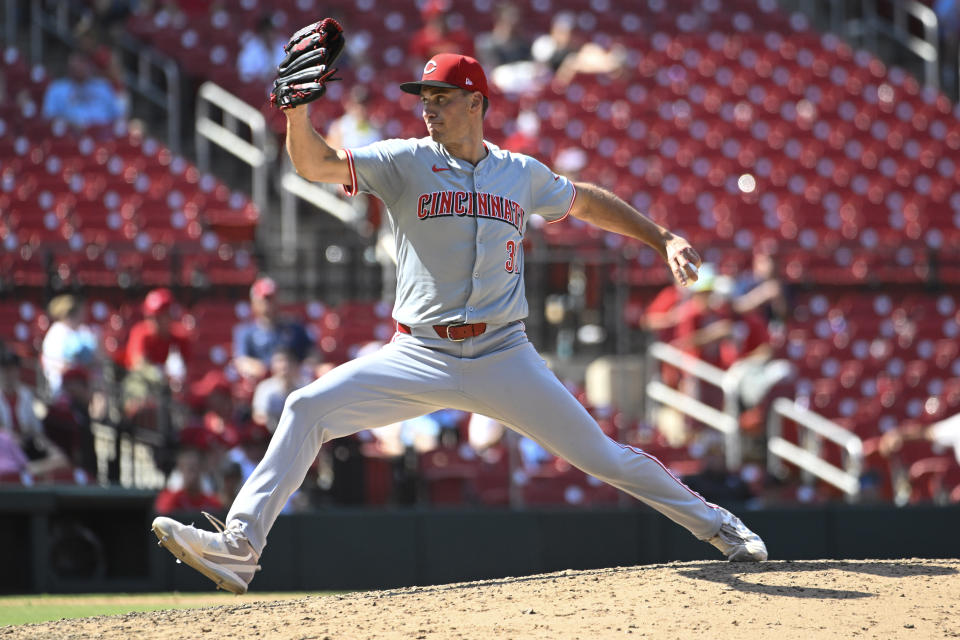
[400,53,489,99]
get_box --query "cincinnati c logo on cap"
[424,60,438,75]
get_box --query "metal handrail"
[861,0,939,89]
[116,34,182,152]
[2,0,16,46]
[645,341,742,470]
[648,341,729,383]
[766,397,864,500]
[279,166,365,263]
[195,82,272,216]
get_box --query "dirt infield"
[5,559,959,639]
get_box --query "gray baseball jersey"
[344,138,576,326]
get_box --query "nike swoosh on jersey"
[554,175,560,181]
[432,165,450,172]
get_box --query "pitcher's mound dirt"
[7,559,959,639]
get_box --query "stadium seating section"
[0,45,259,308]
[2,0,959,505]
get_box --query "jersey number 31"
[505,240,521,274]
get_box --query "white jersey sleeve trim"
[547,182,577,225]
[342,148,358,196]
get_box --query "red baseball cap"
[250,276,277,300]
[400,53,489,100]
[143,288,174,316]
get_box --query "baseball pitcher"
[153,20,766,594]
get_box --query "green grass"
[0,592,320,627]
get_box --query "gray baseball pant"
[227,323,722,555]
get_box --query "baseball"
[682,262,699,285]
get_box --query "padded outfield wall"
[1,488,957,593]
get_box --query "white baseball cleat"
[705,507,768,562]
[152,512,260,594]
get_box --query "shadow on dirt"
[675,560,958,599]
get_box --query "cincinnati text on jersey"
[416,190,526,232]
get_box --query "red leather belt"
[396,321,487,341]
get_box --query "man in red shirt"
[671,266,732,368]
[122,288,191,419]
[124,288,191,371]
[671,268,793,430]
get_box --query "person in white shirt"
[238,15,285,83]
[41,295,99,396]
[251,347,306,433]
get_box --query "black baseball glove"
[270,17,345,110]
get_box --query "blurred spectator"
[252,347,305,433]
[41,53,126,129]
[232,277,313,381]
[0,429,71,482]
[501,110,540,156]
[475,3,530,68]
[43,367,98,481]
[641,282,690,337]
[368,413,441,456]
[366,409,465,456]
[531,13,578,72]
[732,243,789,330]
[409,0,475,62]
[531,13,627,87]
[163,424,217,491]
[670,264,731,367]
[0,350,70,480]
[188,369,242,450]
[238,14,286,83]
[678,269,775,372]
[555,40,628,86]
[880,413,960,465]
[124,288,190,372]
[0,350,44,440]
[0,431,32,479]
[42,294,100,396]
[154,447,224,514]
[326,85,383,150]
[673,267,794,431]
[74,14,127,90]
[552,146,588,181]
[122,288,191,414]
[468,412,505,453]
